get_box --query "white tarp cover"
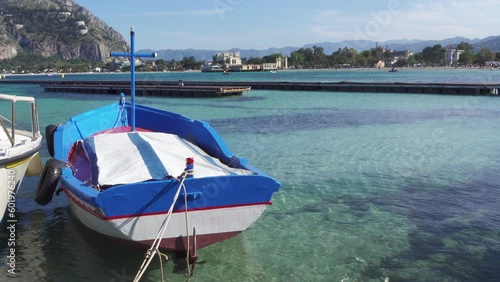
[83,132,252,186]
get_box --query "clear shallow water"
[1,70,500,281]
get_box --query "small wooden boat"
[37,28,281,255]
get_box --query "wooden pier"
[0,79,499,96]
[41,82,251,97]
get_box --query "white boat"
[200,64,224,72]
[0,94,43,223]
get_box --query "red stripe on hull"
[63,185,272,221]
[62,187,106,220]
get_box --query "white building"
[262,63,277,71]
[214,51,242,66]
[276,56,288,69]
[445,49,464,65]
[485,61,500,67]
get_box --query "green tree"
[289,49,309,68]
[394,58,408,67]
[408,54,421,66]
[246,57,262,64]
[458,52,474,65]
[179,56,202,70]
[475,47,496,65]
[457,41,474,53]
[421,44,445,65]
[312,46,326,67]
[262,53,283,63]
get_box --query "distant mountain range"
[139,36,500,61]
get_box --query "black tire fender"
[34,158,63,205]
[45,124,59,158]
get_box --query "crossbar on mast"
[110,26,157,131]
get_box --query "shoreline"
[1,66,498,77]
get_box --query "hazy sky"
[74,0,500,50]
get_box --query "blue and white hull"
[47,100,280,251]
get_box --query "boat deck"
[0,129,31,149]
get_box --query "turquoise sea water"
[1,69,500,281]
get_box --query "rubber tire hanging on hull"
[35,158,63,205]
[45,124,58,158]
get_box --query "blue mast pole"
[110,26,156,131]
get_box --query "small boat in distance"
[37,27,281,265]
[200,63,224,72]
[0,94,43,223]
[389,67,399,72]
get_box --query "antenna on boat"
[110,26,157,131]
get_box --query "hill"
[0,0,128,62]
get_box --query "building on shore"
[202,51,288,72]
[276,56,288,69]
[214,51,242,68]
[262,63,278,71]
[391,50,413,63]
[445,49,464,66]
[485,61,500,67]
[374,60,385,69]
[241,64,262,71]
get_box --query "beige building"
[215,52,242,67]
[375,60,385,69]
[212,52,289,71]
[241,64,262,71]
[276,56,288,69]
[262,63,278,71]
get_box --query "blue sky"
[74,0,500,51]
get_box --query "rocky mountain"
[142,36,500,62]
[0,0,128,62]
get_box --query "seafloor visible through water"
[1,69,499,281]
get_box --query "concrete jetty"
[0,79,499,96]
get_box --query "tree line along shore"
[1,41,499,74]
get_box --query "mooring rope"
[103,99,126,134]
[133,171,190,282]
[183,182,191,279]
